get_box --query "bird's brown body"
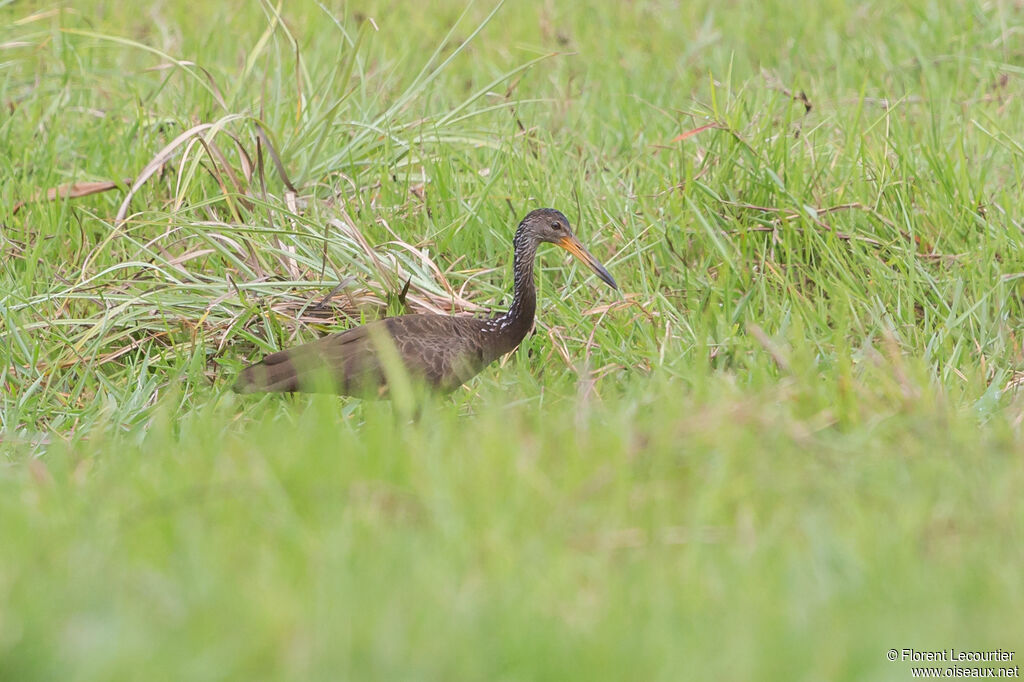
[234,313,525,395]
[233,208,616,396]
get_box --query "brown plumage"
[233,208,617,396]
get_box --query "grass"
[2,0,1023,679]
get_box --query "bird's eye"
[550,222,562,231]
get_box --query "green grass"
[2,0,1023,679]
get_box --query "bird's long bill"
[557,235,618,290]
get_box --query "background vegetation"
[2,0,1022,679]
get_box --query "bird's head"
[518,208,618,290]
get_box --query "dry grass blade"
[113,114,250,227]
[670,122,722,144]
[115,122,216,226]
[254,122,297,192]
[13,179,130,214]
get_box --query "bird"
[232,208,617,396]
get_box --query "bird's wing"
[384,315,495,391]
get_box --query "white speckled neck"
[485,225,539,346]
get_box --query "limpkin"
[233,208,617,396]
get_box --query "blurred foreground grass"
[4,377,1022,680]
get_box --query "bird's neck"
[489,229,538,352]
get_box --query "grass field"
[2,0,1024,679]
